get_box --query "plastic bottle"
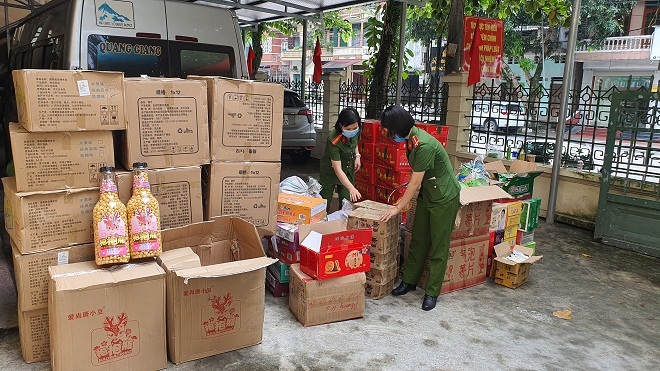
[127,162,162,259]
[93,167,130,266]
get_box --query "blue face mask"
[342,128,359,138]
[393,134,407,143]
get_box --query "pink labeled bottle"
[127,162,162,259]
[93,166,130,266]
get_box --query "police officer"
[379,106,461,311]
[319,108,362,211]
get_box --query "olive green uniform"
[403,126,461,297]
[319,129,359,211]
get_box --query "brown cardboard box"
[347,204,401,255]
[452,186,512,240]
[48,261,167,371]
[365,278,395,300]
[288,264,365,327]
[405,196,418,231]
[12,69,125,132]
[190,76,283,162]
[12,242,95,312]
[116,166,203,229]
[9,125,114,192]
[121,78,210,169]
[17,304,49,363]
[205,162,280,235]
[158,217,275,364]
[493,243,543,289]
[3,177,97,254]
[365,259,399,285]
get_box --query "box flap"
[494,242,514,258]
[298,219,346,242]
[459,185,512,205]
[175,256,275,280]
[494,243,543,265]
[509,160,538,174]
[353,200,395,211]
[49,261,165,291]
[157,247,202,272]
[483,160,508,174]
[289,263,366,286]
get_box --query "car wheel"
[485,119,498,133]
[289,149,311,165]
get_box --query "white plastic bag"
[279,176,323,198]
[325,199,354,222]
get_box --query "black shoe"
[422,295,437,311]
[392,281,416,296]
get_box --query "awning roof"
[322,59,362,70]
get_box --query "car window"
[284,92,305,108]
[170,42,236,78]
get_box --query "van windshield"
[87,34,168,77]
[170,42,236,78]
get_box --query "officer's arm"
[331,160,358,192]
[396,171,424,210]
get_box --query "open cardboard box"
[484,160,544,200]
[298,220,372,280]
[159,217,276,364]
[452,185,513,239]
[493,242,543,288]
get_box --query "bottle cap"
[132,162,148,169]
[99,166,115,173]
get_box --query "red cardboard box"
[375,145,411,172]
[358,142,376,164]
[278,244,300,265]
[354,180,375,201]
[375,185,405,205]
[361,120,380,143]
[355,161,375,184]
[376,126,407,148]
[415,124,449,147]
[375,165,411,188]
[299,220,372,280]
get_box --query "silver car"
[471,101,527,133]
[282,89,317,164]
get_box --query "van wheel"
[486,119,498,133]
[289,149,311,165]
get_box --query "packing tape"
[51,262,148,279]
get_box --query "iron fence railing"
[338,81,449,125]
[464,78,660,174]
[266,78,324,128]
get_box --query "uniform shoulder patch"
[411,135,421,148]
[330,134,344,146]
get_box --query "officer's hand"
[354,156,361,172]
[349,187,362,202]
[380,205,400,222]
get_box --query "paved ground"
[1,160,659,370]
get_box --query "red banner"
[462,16,504,79]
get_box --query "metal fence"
[266,78,324,128]
[338,81,449,124]
[464,78,660,173]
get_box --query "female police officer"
[319,108,363,211]
[379,106,461,311]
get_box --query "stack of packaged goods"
[289,220,372,327]
[118,77,209,230]
[373,124,411,207]
[348,201,402,299]
[355,119,379,201]
[5,70,125,363]
[487,200,523,276]
[516,198,542,254]
[190,77,283,238]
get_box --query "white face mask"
[342,128,359,138]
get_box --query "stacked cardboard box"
[487,200,523,276]
[355,119,379,201]
[7,69,126,363]
[348,201,401,299]
[190,77,283,237]
[516,198,541,254]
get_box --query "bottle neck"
[99,173,117,194]
[133,169,150,190]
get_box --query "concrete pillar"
[442,72,473,168]
[311,71,345,159]
[628,2,646,37]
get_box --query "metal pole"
[301,19,308,103]
[547,0,582,224]
[395,2,406,106]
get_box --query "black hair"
[380,105,414,138]
[335,107,362,133]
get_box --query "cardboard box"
[370,246,399,270]
[360,119,380,143]
[121,78,210,169]
[48,261,167,371]
[493,243,543,289]
[366,259,399,285]
[490,203,508,231]
[12,242,95,312]
[17,305,49,363]
[452,186,512,240]
[355,160,375,184]
[9,125,114,192]
[288,264,365,327]
[159,217,275,364]
[416,123,449,146]
[348,205,400,241]
[190,76,283,162]
[375,185,405,205]
[266,266,289,297]
[12,69,125,132]
[375,165,411,188]
[405,197,418,232]
[503,236,516,247]
[206,162,281,234]
[276,235,298,252]
[365,278,395,300]
[524,241,537,255]
[374,144,411,172]
[516,230,535,246]
[3,177,97,254]
[278,244,300,265]
[354,180,375,201]
[484,160,544,200]
[505,201,523,216]
[277,193,327,225]
[376,125,408,148]
[413,234,489,295]
[116,166,203,229]
[520,198,541,232]
[358,141,376,163]
[299,220,372,280]
[276,222,299,243]
[270,259,290,283]
[504,225,518,240]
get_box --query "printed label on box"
[151,181,193,228]
[138,97,200,156]
[221,177,272,227]
[201,293,241,338]
[77,80,90,96]
[91,313,139,366]
[57,251,69,265]
[222,93,273,147]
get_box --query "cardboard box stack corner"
[493,243,543,288]
[6,69,129,364]
[348,201,401,300]
[190,76,283,238]
[402,185,512,295]
[484,160,543,277]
